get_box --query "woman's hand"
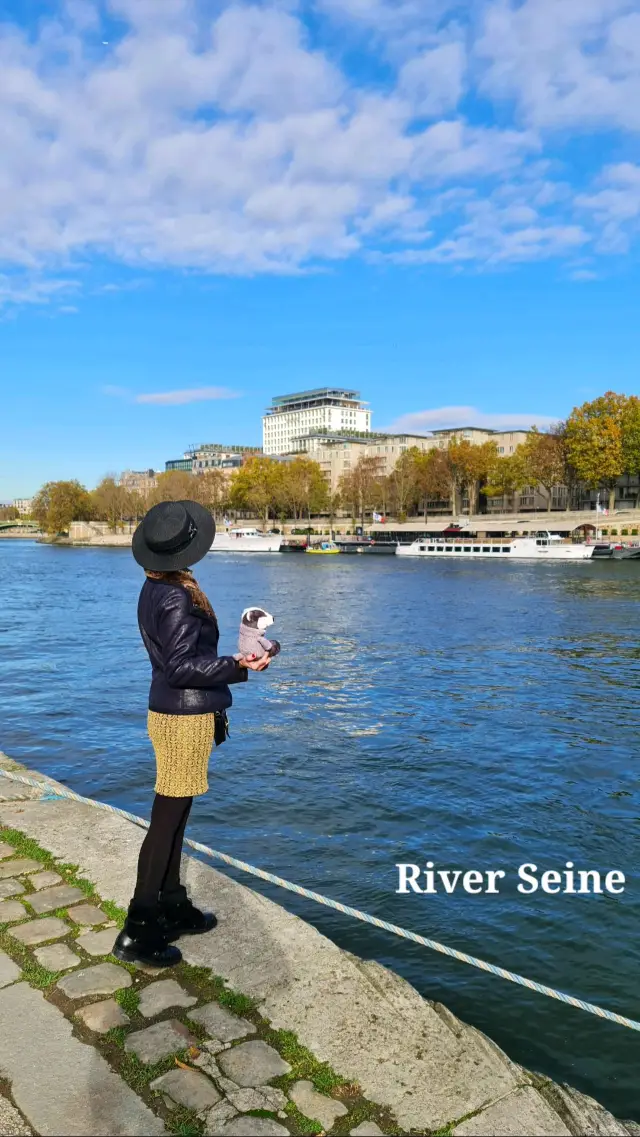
[238,654,270,672]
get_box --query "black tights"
[133,793,193,907]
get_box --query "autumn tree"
[196,469,229,519]
[412,448,451,519]
[0,506,19,521]
[483,453,526,503]
[387,449,418,520]
[91,476,130,531]
[277,457,329,521]
[31,480,93,535]
[228,457,281,523]
[446,439,497,515]
[622,396,640,506]
[338,454,383,527]
[148,470,197,505]
[564,392,627,511]
[518,428,567,511]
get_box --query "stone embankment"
[0,751,637,1137]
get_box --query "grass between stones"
[0,824,403,1137]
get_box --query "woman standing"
[113,500,269,968]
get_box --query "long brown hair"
[145,569,216,620]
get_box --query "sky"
[1,0,640,500]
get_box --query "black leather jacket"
[138,578,247,715]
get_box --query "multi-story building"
[119,470,158,494]
[12,498,33,515]
[165,443,261,475]
[430,427,530,454]
[314,433,437,494]
[263,388,371,455]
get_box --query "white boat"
[209,527,282,553]
[396,531,594,561]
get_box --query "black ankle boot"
[112,901,182,968]
[159,885,217,941]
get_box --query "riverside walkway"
[0,752,636,1137]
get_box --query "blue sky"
[1,0,640,500]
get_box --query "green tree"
[518,428,567,511]
[565,392,627,511]
[31,480,92,534]
[0,506,19,522]
[483,453,526,503]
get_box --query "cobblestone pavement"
[0,829,397,1137]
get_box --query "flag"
[372,511,382,522]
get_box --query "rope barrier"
[1,766,638,1032]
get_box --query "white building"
[263,388,371,455]
[13,498,33,515]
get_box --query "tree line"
[26,391,640,533]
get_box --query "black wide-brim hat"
[132,500,215,571]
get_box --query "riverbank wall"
[0,751,636,1137]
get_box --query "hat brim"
[132,500,215,571]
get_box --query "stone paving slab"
[0,981,164,1135]
[29,871,63,890]
[76,928,117,956]
[349,1123,384,1136]
[0,1092,32,1135]
[28,883,85,914]
[34,944,81,971]
[0,858,41,879]
[125,1019,197,1064]
[0,898,27,922]
[290,1079,348,1130]
[67,903,107,926]
[0,840,15,859]
[189,1001,257,1041]
[150,1068,221,1111]
[9,916,69,946]
[57,961,132,999]
[138,978,197,1018]
[0,879,23,899]
[217,1041,291,1087]
[452,1087,572,1135]
[226,1087,287,1113]
[214,1119,288,1136]
[0,948,21,988]
[75,999,130,1034]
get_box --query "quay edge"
[0,751,637,1137]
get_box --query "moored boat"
[306,540,340,555]
[396,531,594,561]
[209,527,282,553]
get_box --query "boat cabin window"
[502,547,510,553]
[436,546,444,552]
[454,545,462,552]
[427,545,435,552]
[491,547,501,553]
[419,545,427,551]
[445,546,453,552]
[473,546,481,552]
[482,546,491,553]
[463,546,471,552]
[536,538,549,546]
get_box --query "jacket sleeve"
[158,588,247,689]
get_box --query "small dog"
[236,607,281,661]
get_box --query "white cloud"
[387,406,558,432]
[0,0,637,303]
[103,384,241,404]
[136,387,241,405]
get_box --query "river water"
[1,540,638,1118]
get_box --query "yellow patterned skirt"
[148,711,215,798]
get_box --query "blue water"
[1,540,639,1119]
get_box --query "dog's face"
[241,607,274,632]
